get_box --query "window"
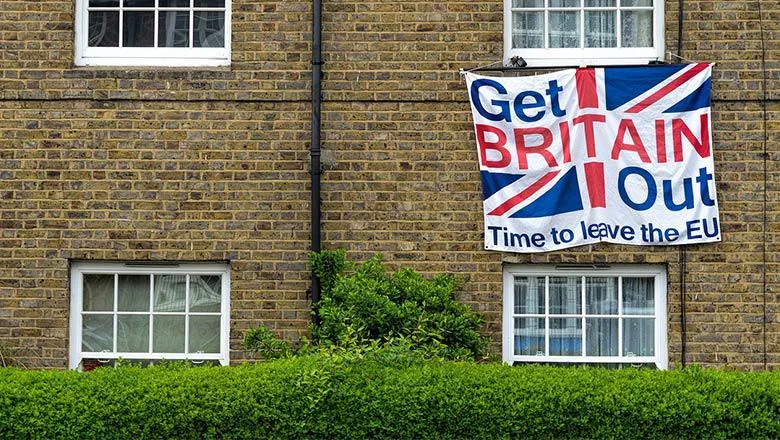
[74,0,231,67]
[504,0,663,67]
[503,265,667,369]
[69,262,230,369]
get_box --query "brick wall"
[0,100,313,367]
[0,0,776,369]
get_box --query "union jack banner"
[466,64,720,253]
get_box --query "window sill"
[74,58,231,68]
[504,47,664,68]
[506,56,663,68]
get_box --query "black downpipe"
[680,246,686,367]
[310,0,323,323]
[677,0,684,58]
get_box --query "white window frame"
[69,262,231,370]
[503,0,664,67]
[74,0,231,67]
[502,264,667,369]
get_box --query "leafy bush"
[246,250,489,361]
[0,357,777,439]
[243,326,295,360]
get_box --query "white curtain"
[550,276,581,314]
[586,11,617,47]
[513,11,544,48]
[551,276,582,356]
[515,317,545,355]
[621,10,653,47]
[586,318,618,356]
[514,276,545,315]
[550,318,581,356]
[584,277,618,356]
[623,318,654,356]
[549,11,580,48]
[623,277,654,315]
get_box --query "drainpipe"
[677,0,684,59]
[310,0,323,323]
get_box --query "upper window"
[74,0,231,67]
[503,265,667,369]
[504,0,663,67]
[69,262,230,369]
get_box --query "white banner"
[466,64,720,253]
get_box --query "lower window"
[503,265,667,369]
[69,262,230,369]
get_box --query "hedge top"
[1,355,778,439]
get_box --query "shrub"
[310,250,489,360]
[246,250,490,361]
[0,357,777,439]
[242,326,294,360]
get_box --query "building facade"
[0,0,776,370]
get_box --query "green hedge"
[1,357,778,439]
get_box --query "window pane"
[550,318,581,356]
[160,0,190,6]
[153,316,185,353]
[190,275,222,312]
[586,318,618,356]
[549,276,581,314]
[512,0,544,7]
[585,0,615,6]
[550,0,580,8]
[623,277,654,315]
[621,10,653,47]
[118,275,150,312]
[82,314,113,352]
[586,277,617,314]
[549,11,580,48]
[88,12,119,47]
[159,11,190,48]
[189,316,220,353]
[117,315,150,352]
[123,11,155,47]
[514,276,544,315]
[585,11,617,48]
[512,11,544,48]
[154,275,186,312]
[90,0,119,6]
[621,0,652,6]
[515,317,545,356]
[124,0,154,6]
[623,318,654,356]
[194,0,226,6]
[193,11,225,48]
[550,0,579,7]
[83,274,114,311]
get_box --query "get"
[470,78,567,123]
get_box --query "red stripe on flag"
[625,63,709,114]
[488,170,560,216]
[575,68,599,109]
[584,162,606,208]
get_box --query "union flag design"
[466,64,719,253]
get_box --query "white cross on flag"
[466,64,720,253]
